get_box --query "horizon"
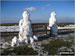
[1,22,74,24]
[1,1,74,23]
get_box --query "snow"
[11,36,19,47]
[10,11,35,47]
[0,24,75,32]
[0,26,19,32]
[49,11,56,27]
[58,25,75,29]
[47,25,75,30]
[18,11,33,44]
[33,35,38,41]
[49,11,58,35]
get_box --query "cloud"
[24,4,51,11]
[25,7,36,11]
[40,4,51,9]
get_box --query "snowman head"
[22,11,29,19]
[51,11,56,17]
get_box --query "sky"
[1,1,74,23]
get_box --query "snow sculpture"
[11,11,38,47]
[18,11,34,44]
[11,36,19,47]
[49,11,58,36]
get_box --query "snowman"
[11,11,38,47]
[18,11,34,44]
[49,11,58,36]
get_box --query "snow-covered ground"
[0,26,19,32]
[47,24,75,30]
[58,25,75,29]
[0,25,75,32]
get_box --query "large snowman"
[18,11,34,44]
[49,11,58,36]
[11,11,38,47]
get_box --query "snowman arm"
[49,22,55,27]
[19,19,23,27]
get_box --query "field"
[0,23,75,55]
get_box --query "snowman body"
[19,11,33,43]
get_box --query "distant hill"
[0,23,74,27]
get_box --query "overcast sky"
[1,1,74,23]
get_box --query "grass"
[42,38,73,55]
[1,45,38,55]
